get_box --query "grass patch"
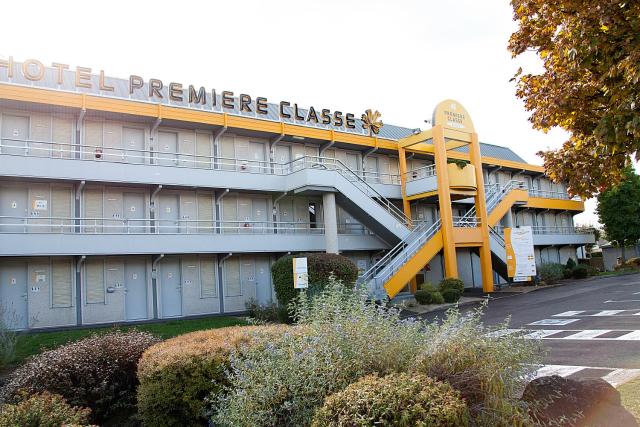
[597,269,638,277]
[619,377,640,421]
[12,316,246,366]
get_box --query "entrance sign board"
[505,226,536,282]
[293,257,309,289]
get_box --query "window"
[85,259,105,304]
[51,259,73,308]
[308,202,317,229]
[200,258,217,298]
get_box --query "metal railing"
[452,216,481,227]
[286,156,409,226]
[492,225,592,236]
[405,164,436,182]
[489,226,506,247]
[528,188,581,201]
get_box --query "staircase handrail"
[286,156,409,226]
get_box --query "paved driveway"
[419,273,640,386]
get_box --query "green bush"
[0,331,159,424]
[415,289,434,305]
[439,277,465,294]
[420,282,436,292]
[271,253,358,316]
[538,263,565,285]
[137,325,289,427]
[565,258,577,269]
[414,305,541,426]
[431,291,445,304]
[441,288,461,303]
[572,264,589,279]
[0,392,91,427]
[246,299,288,323]
[212,280,430,427]
[0,304,16,369]
[311,373,469,427]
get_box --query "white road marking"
[533,365,640,387]
[564,330,611,339]
[616,331,640,340]
[529,318,580,326]
[602,368,640,387]
[553,310,586,317]
[605,299,640,303]
[494,329,640,341]
[593,310,626,316]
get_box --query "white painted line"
[602,368,640,387]
[524,330,562,339]
[533,365,640,387]
[564,330,612,339]
[529,318,580,326]
[605,299,640,303]
[534,364,583,378]
[553,311,586,317]
[615,331,640,341]
[593,310,626,316]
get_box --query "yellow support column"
[398,147,412,223]
[469,132,494,292]
[433,125,458,278]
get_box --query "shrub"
[311,373,470,427]
[572,264,589,279]
[415,289,434,305]
[538,263,565,285]
[0,330,159,423]
[0,392,91,427]
[271,253,358,315]
[413,305,542,426]
[0,305,17,369]
[624,257,640,268]
[137,325,289,427]
[212,280,429,427]
[565,258,577,269]
[420,282,436,292]
[441,288,461,303]
[431,291,445,304]
[246,299,287,323]
[439,277,465,294]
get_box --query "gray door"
[255,257,272,305]
[275,145,291,173]
[278,198,294,233]
[346,153,359,173]
[160,258,182,317]
[249,141,266,173]
[0,262,28,329]
[104,192,124,233]
[123,127,145,164]
[124,193,145,233]
[0,187,28,232]
[1,115,29,156]
[157,131,177,166]
[125,259,147,320]
[158,194,179,233]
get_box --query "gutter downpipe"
[151,254,165,319]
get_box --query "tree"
[596,167,640,261]
[508,0,640,198]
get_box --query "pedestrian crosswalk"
[498,329,640,340]
[533,364,640,387]
[553,309,640,317]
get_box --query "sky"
[0,0,599,225]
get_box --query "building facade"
[0,59,594,330]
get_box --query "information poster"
[293,257,309,289]
[505,226,536,282]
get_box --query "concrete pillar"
[504,208,514,228]
[322,192,339,254]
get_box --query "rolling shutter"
[30,113,51,157]
[197,193,214,233]
[52,117,73,158]
[195,132,212,168]
[52,258,73,307]
[83,189,103,232]
[84,121,103,159]
[51,187,72,233]
[200,258,217,298]
[224,257,241,297]
[85,258,105,304]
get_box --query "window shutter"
[200,258,217,298]
[224,257,241,297]
[86,259,105,304]
[197,193,214,233]
[52,259,73,307]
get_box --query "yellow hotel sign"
[432,99,475,133]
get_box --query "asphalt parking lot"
[421,273,640,386]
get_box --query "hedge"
[137,325,290,427]
[0,392,91,427]
[439,277,464,294]
[311,373,469,426]
[272,253,358,310]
